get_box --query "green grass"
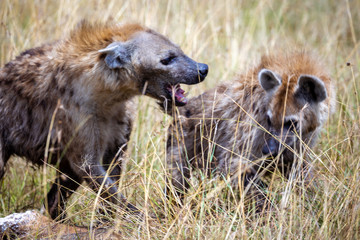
[0,0,360,239]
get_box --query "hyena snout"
[180,59,208,85]
[262,137,279,157]
[163,60,208,107]
[197,63,208,81]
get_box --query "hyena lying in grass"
[0,20,208,219]
[166,51,335,209]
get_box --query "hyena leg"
[102,144,127,183]
[230,158,269,212]
[0,156,4,181]
[243,171,269,212]
[281,151,315,188]
[98,145,127,217]
[82,161,139,215]
[0,148,5,180]
[46,159,82,220]
[0,138,11,180]
[166,145,191,201]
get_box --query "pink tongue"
[175,88,187,104]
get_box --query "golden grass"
[0,0,360,239]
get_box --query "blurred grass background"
[0,0,359,239]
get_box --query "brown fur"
[166,51,335,207]
[0,20,208,220]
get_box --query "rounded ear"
[98,42,130,69]
[295,74,327,103]
[258,69,282,92]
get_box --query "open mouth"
[166,84,188,106]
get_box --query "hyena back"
[166,51,335,205]
[0,20,208,219]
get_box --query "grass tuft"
[0,0,359,238]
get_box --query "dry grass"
[0,0,359,239]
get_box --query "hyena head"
[258,68,328,157]
[99,29,208,106]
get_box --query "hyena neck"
[45,49,138,114]
[1,57,130,121]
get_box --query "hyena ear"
[98,42,130,69]
[258,69,282,92]
[295,75,327,103]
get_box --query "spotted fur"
[166,51,335,207]
[0,20,208,219]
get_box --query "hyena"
[0,20,208,219]
[166,51,335,207]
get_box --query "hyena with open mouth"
[0,20,208,220]
[166,51,335,209]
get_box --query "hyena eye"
[160,55,176,65]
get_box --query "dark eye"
[160,55,176,65]
[284,120,298,131]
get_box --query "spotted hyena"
[0,20,208,219]
[166,51,335,207]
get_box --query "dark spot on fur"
[22,72,36,83]
[67,117,72,124]
[4,80,12,86]
[16,87,24,97]
[51,74,57,87]
[185,109,192,118]
[27,108,33,122]
[117,120,125,125]
[69,89,74,97]
[27,78,36,85]
[59,87,66,95]
[12,73,20,79]
[216,85,227,94]
[39,100,47,109]
[4,62,15,69]
[20,47,45,57]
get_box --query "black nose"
[198,63,209,79]
[262,138,278,157]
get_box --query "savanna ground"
[0,0,359,239]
